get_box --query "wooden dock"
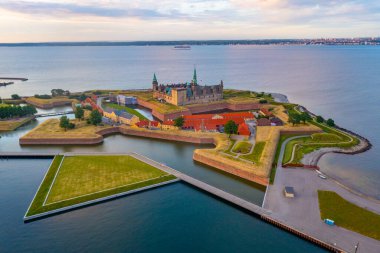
[0,77,28,81]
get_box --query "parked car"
[318,174,327,179]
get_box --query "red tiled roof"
[238,123,251,136]
[260,108,273,116]
[136,120,160,128]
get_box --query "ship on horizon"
[173,45,191,50]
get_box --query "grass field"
[21,118,111,139]
[104,103,148,120]
[25,96,74,105]
[241,141,266,163]
[282,105,360,165]
[0,116,34,131]
[318,190,380,240]
[25,155,176,217]
[232,141,252,154]
[223,138,237,155]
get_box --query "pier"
[0,77,28,81]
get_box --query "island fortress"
[152,68,223,106]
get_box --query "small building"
[260,108,273,117]
[116,110,140,126]
[257,118,271,126]
[103,108,139,126]
[270,117,283,126]
[237,122,251,136]
[162,120,179,130]
[117,95,137,105]
[136,120,161,129]
[284,186,295,198]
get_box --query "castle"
[152,68,223,106]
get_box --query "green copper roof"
[192,67,197,85]
[153,73,157,83]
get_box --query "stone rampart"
[193,151,269,186]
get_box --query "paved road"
[264,136,380,253]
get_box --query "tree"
[59,116,70,131]
[51,89,70,97]
[316,115,325,123]
[79,93,87,101]
[259,99,268,104]
[68,122,76,129]
[11,94,20,100]
[300,112,312,123]
[326,118,335,127]
[89,110,102,125]
[173,116,184,128]
[224,120,238,136]
[288,113,301,126]
[75,106,84,120]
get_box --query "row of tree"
[316,115,335,127]
[0,105,37,119]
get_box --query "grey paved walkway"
[264,136,380,253]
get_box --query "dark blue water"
[1,45,379,252]
[1,45,379,198]
[0,159,325,253]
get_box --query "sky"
[0,0,379,42]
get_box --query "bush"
[316,115,325,123]
[173,116,184,127]
[326,118,335,127]
[68,123,76,129]
[34,94,52,99]
[89,110,102,125]
[11,94,21,100]
[259,99,268,104]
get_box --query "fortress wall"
[25,100,72,109]
[119,127,215,144]
[19,136,104,145]
[193,151,269,186]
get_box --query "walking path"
[264,137,380,253]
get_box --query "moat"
[0,108,326,252]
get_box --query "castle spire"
[192,67,197,85]
[153,73,158,84]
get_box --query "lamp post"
[354,242,359,253]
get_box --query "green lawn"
[104,103,148,120]
[232,141,252,154]
[25,155,176,217]
[269,134,300,184]
[318,191,380,240]
[241,141,266,163]
[223,138,237,156]
[281,106,360,165]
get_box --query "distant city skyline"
[0,0,379,43]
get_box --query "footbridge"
[35,111,74,118]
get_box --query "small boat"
[174,45,191,50]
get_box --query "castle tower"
[152,73,158,90]
[192,67,198,85]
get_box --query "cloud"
[0,1,169,18]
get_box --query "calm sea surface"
[1,45,379,252]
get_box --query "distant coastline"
[1,38,380,47]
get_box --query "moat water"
[1,45,380,252]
